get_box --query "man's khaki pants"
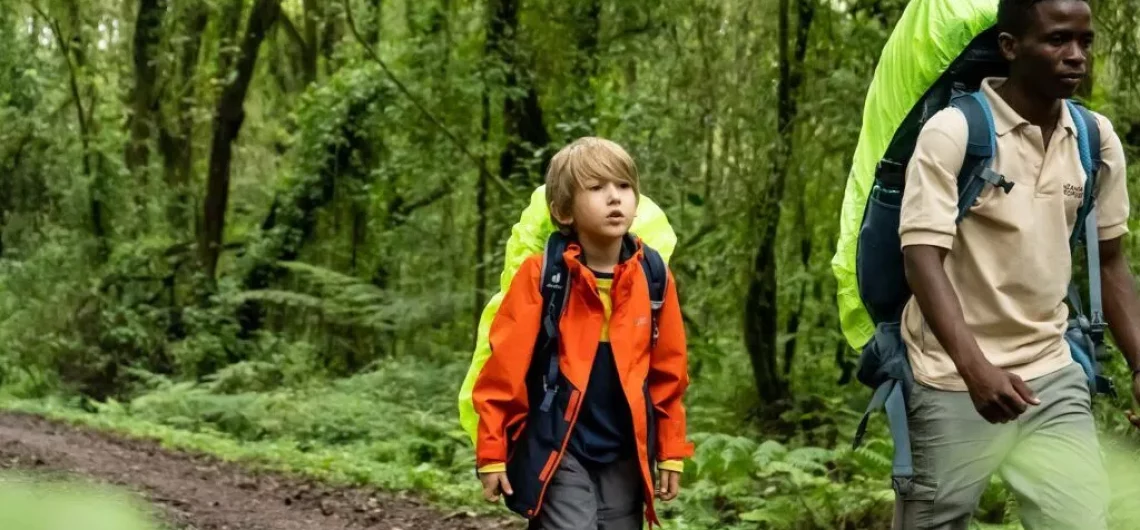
[893,362,1109,530]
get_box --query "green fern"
[785,446,834,474]
[836,438,893,475]
[230,260,461,334]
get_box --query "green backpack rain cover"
[831,0,998,351]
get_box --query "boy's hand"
[656,469,681,502]
[480,472,513,503]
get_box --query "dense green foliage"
[3,0,1140,528]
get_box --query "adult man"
[897,0,1140,528]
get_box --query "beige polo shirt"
[899,77,1129,391]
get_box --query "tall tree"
[364,0,383,45]
[320,2,344,71]
[473,0,551,324]
[303,0,319,81]
[158,2,208,235]
[124,0,167,207]
[473,0,504,330]
[493,0,549,186]
[199,0,282,282]
[743,0,815,407]
[566,0,601,136]
[35,0,108,256]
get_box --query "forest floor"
[0,411,523,530]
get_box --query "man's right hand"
[902,246,1039,423]
[479,471,513,503]
[962,361,1040,423]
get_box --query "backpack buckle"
[875,159,906,186]
[1090,322,1107,362]
[980,168,1014,194]
[1074,313,1092,336]
[892,476,914,496]
[1090,310,1106,339]
[1090,325,1105,345]
[539,380,559,412]
[542,376,559,393]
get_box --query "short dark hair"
[997,0,1089,36]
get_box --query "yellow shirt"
[597,276,613,342]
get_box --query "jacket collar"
[562,234,644,276]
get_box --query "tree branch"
[341,0,514,197]
[390,184,453,221]
[278,10,308,56]
[34,2,104,243]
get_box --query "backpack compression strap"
[640,245,667,350]
[852,330,916,494]
[538,232,572,413]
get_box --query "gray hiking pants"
[893,362,1109,530]
[528,452,644,530]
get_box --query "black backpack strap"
[537,232,572,413]
[639,244,667,350]
[951,91,1013,223]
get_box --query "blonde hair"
[545,137,640,233]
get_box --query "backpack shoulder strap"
[639,243,667,350]
[1067,99,1101,243]
[950,91,1013,223]
[537,232,572,412]
[1068,100,1101,176]
[1063,99,1116,396]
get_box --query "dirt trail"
[0,411,522,530]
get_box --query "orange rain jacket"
[473,237,694,525]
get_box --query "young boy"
[472,137,694,529]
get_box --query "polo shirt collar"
[980,77,1075,139]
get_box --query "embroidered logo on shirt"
[1064,183,1084,199]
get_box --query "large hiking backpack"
[835,0,1115,497]
[500,231,668,518]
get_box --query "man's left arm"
[1092,113,1140,426]
[1099,239,1140,427]
[1099,241,1140,395]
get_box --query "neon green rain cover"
[457,186,676,445]
[831,0,998,350]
